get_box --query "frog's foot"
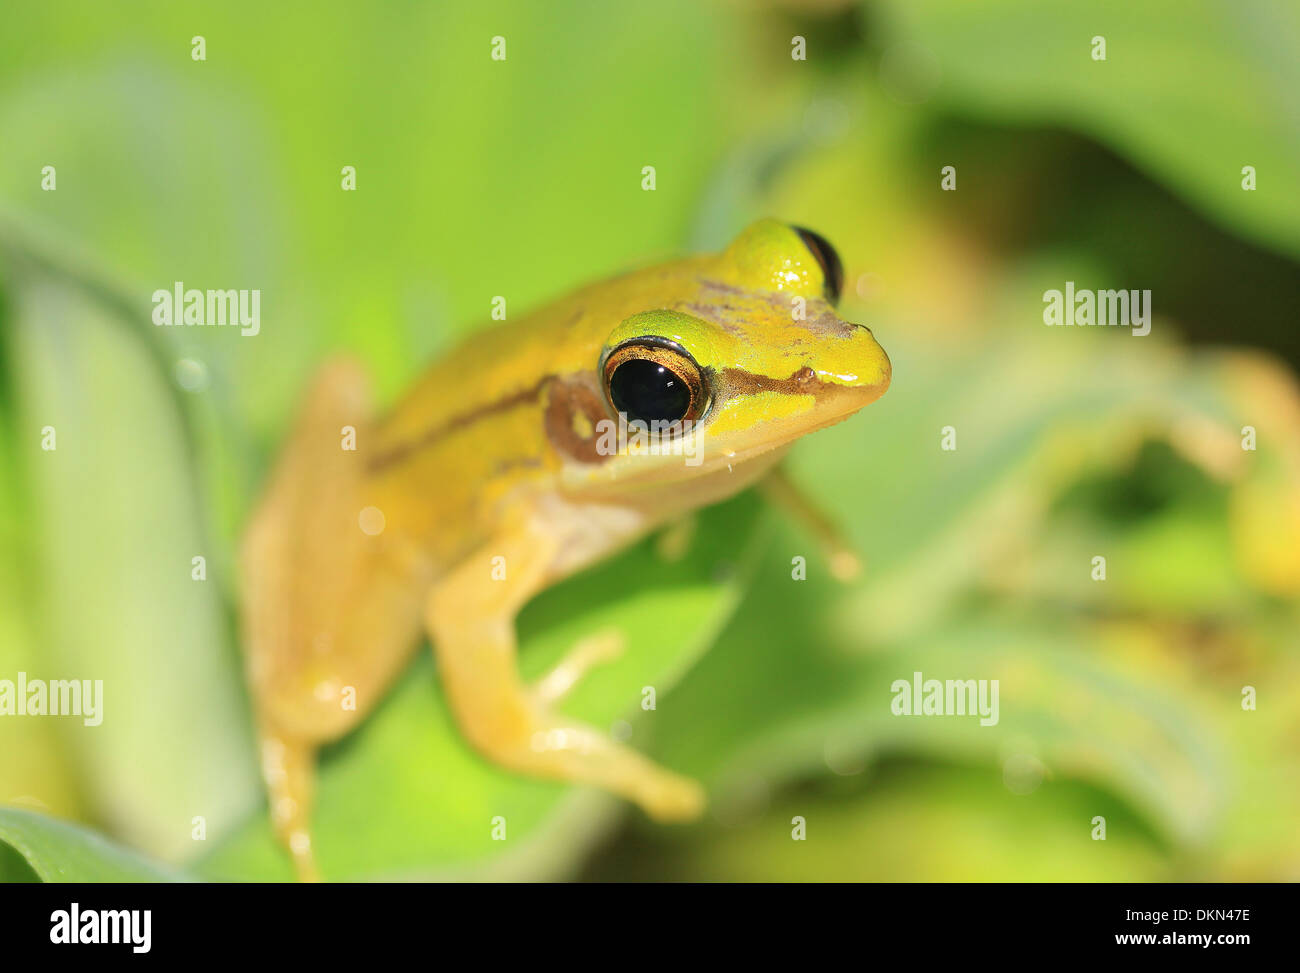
[440,650,706,822]
[260,730,322,882]
[630,763,707,822]
[482,706,706,823]
[528,629,625,707]
[528,715,706,821]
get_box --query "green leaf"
[877,0,1300,259]
[657,595,1228,844]
[798,322,1256,639]
[0,253,261,862]
[586,762,1171,882]
[0,808,191,882]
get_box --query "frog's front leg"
[427,524,704,821]
[758,465,862,581]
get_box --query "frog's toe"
[529,628,626,706]
[638,772,707,823]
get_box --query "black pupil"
[793,225,843,304]
[609,358,691,423]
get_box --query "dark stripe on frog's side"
[368,375,556,473]
[367,371,616,473]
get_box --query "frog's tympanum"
[241,219,891,879]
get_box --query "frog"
[239,219,891,880]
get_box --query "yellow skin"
[240,219,891,880]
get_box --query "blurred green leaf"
[793,323,1250,638]
[0,252,260,862]
[878,0,1300,259]
[586,762,1171,882]
[656,599,1228,846]
[0,808,190,882]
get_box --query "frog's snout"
[830,322,891,408]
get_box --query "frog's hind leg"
[258,730,321,881]
[427,526,704,822]
[240,359,428,880]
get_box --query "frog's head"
[551,219,890,499]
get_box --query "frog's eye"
[792,225,844,305]
[602,340,708,426]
